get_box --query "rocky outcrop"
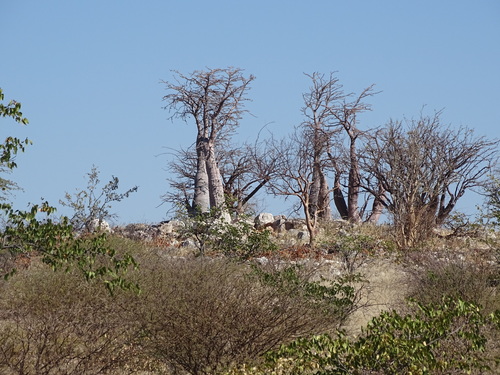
[112,214,349,246]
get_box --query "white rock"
[89,218,112,233]
[254,213,274,228]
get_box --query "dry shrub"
[0,265,137,375]
[133,255,348,375]
[405,251,499,313]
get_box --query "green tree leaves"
[1,201,139,294]
[0,88,138,293]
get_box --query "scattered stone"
[254,213,274,229]
[89,219,112,233]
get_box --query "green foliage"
[0,89,138,293]
[0,201,139,293]
[178,206,278,258]
[0,89,29,125]
[0,88,31,198]
[60,165,138,233]
[326,233,380,273]
[0,88,31,170]
[262,297,500,375]
[212,219,278,259]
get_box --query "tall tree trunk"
[309,149,331,220]
[366,196,384,223]
[206,143,229,219]
[308,167,321,220]
[366,184,385,223]
[303,195,317,247]
[318,171,331,219]
[193,141,210,213]
[333,172,348,220]
[347,138,361,223]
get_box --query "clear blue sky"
[1,0,499,224]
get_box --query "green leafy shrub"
[1,89,137,293]
[178,207,278,258]
[211,219,278,259]
[252,264,365,327]
[0,202,138,293]
[250,297,500,375]
[325,233,379,273]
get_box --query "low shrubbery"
[0,239,366,374]
[0,266,138,375]
[130,254,362,375]
[227,298,500,375]
[406,251,500,315]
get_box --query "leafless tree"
[301,72,343,221]
[221,142,275,214]
[163,138,274,216]
[362,111,498,248]
[326,83,378,223]
[161,145,197,214]
[265,129,324,246]
[162,67,255,214]
[300,72,380,223]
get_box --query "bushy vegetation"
[0,266,138,375]
[0,240,366,374]
[227,298,500,375]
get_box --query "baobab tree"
[301,72,343,221]
[300,72,379,223]
[163,140,274,215]
[162,67,255,214]
[327,83,378,223]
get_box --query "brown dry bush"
[132,255,352,375]
[405,251,499,313]
[0,265,138,375]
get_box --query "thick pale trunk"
[303,196,317,247]
[206,144,226,209]
[366,184,386,224]
[318,172,331,219]
[308,169,321,220]
[193,146,210,213]
[366,196,384,223]
[309,158,331,220]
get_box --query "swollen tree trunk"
[308,168,321,220]
[206,143,226,209]
[308,141,331,220]
[193,142,210,213]
[366,195,384,223]
[303,195,318,247]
